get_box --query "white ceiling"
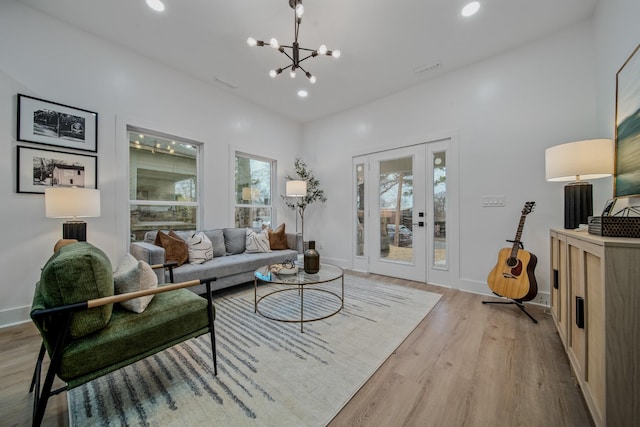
[18,0,598,123]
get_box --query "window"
[129,128,200,241]
[234,152,275,229]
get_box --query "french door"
[353,139,454,284]
[368,145,426,281]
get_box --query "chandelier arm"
[296,63,310,75]
[297,47,318,52]
[278,49,295,63]
[297,54,317,64]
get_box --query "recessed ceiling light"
[461,1,480,17]
[146,0,165,12]
[298,90,308,98]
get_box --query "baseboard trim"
[0,305,31,329]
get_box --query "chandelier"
[247,0,340,84]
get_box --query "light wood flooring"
[1,272,592,427]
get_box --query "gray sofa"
[130,228,301,295]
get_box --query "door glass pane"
[433,151,447,267]
[379,156,413,262]
[356,163,365,256]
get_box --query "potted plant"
[282,158,327,244]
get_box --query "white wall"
[0,1,302,327]
[594,0,640,138]
[302,20,601,298]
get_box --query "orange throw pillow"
[154,230,189,266]
[268,223,289,250]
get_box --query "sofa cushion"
[186,231,214,264]
[154,230,189,266]
[38,242,114,338]
[223,228,247,255]
[113,254,158,313]
[268,223,289,250]
[203,229,226,257]
[170,248,299,284]
[57,288,210,383]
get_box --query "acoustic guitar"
[487,201,538,301]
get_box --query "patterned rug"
[68,274,441,426]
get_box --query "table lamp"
[545,139,614,229]
[45,187,101,241]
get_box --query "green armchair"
[29,242,217,427]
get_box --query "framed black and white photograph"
[17,146,97,194]
[615,43,640,197]
[17,94,98,152]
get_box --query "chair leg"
[210,323,217,376]
[31,312,73,427]
[29,343,46,393]
[204,280,217,376]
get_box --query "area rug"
[68,274,441,426]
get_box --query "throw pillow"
[113,254,158,313]
[223,228,247,255]
[186,231,214,264]
[154,230,189,266]
[204,229,226,257]
[245,229,271,253]
[268,223,289,250]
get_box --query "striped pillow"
[246,229,271,253]
[186,231,214,264]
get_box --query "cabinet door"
[550,233,569,345]
[567,243,585,378]
[583,248,605,425]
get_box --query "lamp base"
[564,182,592,229]
[63,221,87,241]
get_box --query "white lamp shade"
[545,138,614,182]
[45,187,101,218]
[286,180,307,197]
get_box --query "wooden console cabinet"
[550,229,640,427]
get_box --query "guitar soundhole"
[506,257,518,267]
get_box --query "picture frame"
[17,146,98,194]
[614,43,640,198]
[17,94,98,152]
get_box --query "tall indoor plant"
[282,158,327,242]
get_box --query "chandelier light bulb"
[269,69,277,78]
[270,38,279,48]
[332,50,341,58]
[309,75,317,84]
[290,69,297,78]
[247,37,257,47]
[318,44,328,55]
[295,4,304,18]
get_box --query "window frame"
[127,126,202,242]
[232,151,277,230]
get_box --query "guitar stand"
[482,293,538,324]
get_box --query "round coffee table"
[254,263,344,332]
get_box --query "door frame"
[351,133,459,286]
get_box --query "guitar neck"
[510,214,527,258]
